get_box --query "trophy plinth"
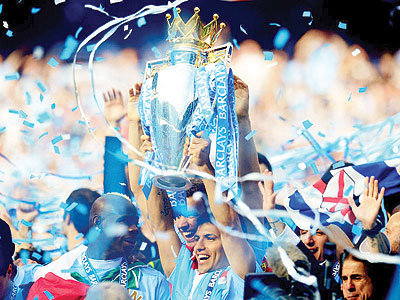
[153,172,192,191]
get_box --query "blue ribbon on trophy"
[138,7,238,215]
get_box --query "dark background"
[1,0,400,60]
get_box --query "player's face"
[300,229,329,262]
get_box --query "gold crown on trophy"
[166,7,226,51]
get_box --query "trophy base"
[152,175,192,192]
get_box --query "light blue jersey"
[6,264,40,300]
[169,245,244,300]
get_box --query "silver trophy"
[142,7,232,191]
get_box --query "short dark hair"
[64,188,100,235]
[339,250,373,280]
[186,179,207,198]
[383,192,400,215]
[258,152,272,172]
[0,218,15,276]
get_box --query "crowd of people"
[1,19,400,300]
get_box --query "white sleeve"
[274,225,300,245]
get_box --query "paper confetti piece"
[31,7,41,14]
[239,24,248,35]
[302,120,313,129]
[6,30,13,37]
[72,105,78,112]
[273,28,290,50]
[36,81,46,93]
[151,46,161,58]
[263,51,273,61]
[32,252,42,260]
[310,162,319,175]
[78,120,86,125]
[66,202,78,212]
[23,120,35,128]
[348,92,352,101]
[140,242,147,251]
[75,27,83,39]
[359,87,367,93]
[53,146,60,154]
[44,291,54,300]
[352,48,360,56]
[9,109,18,114]
[0,127,6,134]
[51,135,63,145]
[37,112,51,123]
[338,21,347,30]
[86,44,96,52]
[3,21,8,29]
[124,25,128,31]
[110,0,123,3]
[40,94,44,102]
[47,57,59,68]
[137,17,146,27]
[332,161,345,169]
[232,38,240,49]
[59,202,68,209]
[124,29,133,40]
[51,103,56,110]
[38,132,48,139]
[60,35,78,60]
[25,92,32,105]
[21,219,33,227]
[33,46,44,59]
[245,130,257,141]
[302,11,313,25]
[55,0,66,4]
[269,23,281,27]
[151,245,156,258]
[318,131,326,137]
[5,72,20,81]
[20,129,30,134]
[75,233,84,240]
[298,162,306,170]
[19,110,28,119]
[0,4,3,14]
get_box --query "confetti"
[33,46,44,59]
[9,109,18,114]
[60,36,78,60]
[0,4,2,14]
[348,92,352,101]
[95,57,105,62]
[3,21,8,29]
[332,161,345,169]
[263,51,273,61]
[318,131,326,138]
[232,38,240,49]
[25,92,32,105]
[151,246,156,258]
[86,44,96,52]
[124,29,133,40]
[151,46,161,58]
[245,130,257,141]
[21,219,33,227]
[51,135,63,145]
[38,132,48,139]
[5,72,20,81]
[78,120,86,125]
[140,242,147,251]
[110,0,123,3]
[59,202,68,209]
[32,252,42,260]
[51,103,56,110]
[6,30,13,37]
[47,57,59,68]
[23,120,35,128]
[338,21,347,30]
[137,17,146,27]
[54,0,66,5]
[44,291,54,300]
[124,25,128,31]
[352,48,360,56]
[37,112,51,123]
[75,27,83,39]
[31,7,41,14]
[66,202,78,212]
[40,94,44,102]
[298,162,306,170]
[359,87,367,93]
[19,110,28,119]
[72,105,78,112]
[0,127,6,134]
[36,81,47,93]
[53,146,60,154]
[302,11,313,25]
[239,24,248,35]
[75,233,84,240]
[302,120,313,130]
[273,28,290,50]
[269,23,281,27]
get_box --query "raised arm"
[188,134,256,279]
[349,176,389,253]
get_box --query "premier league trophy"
[139,7,238,201]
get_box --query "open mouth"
[197,254,210,263]
[308,248,318,254]
[182,230,196,240]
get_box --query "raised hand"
[103,88,126,128]
[258,170,277,211]
[139,135,152,157]
[187,132,212,169]
[348,176,385,230]
[233,75,249,121]
[127,83,142,123]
